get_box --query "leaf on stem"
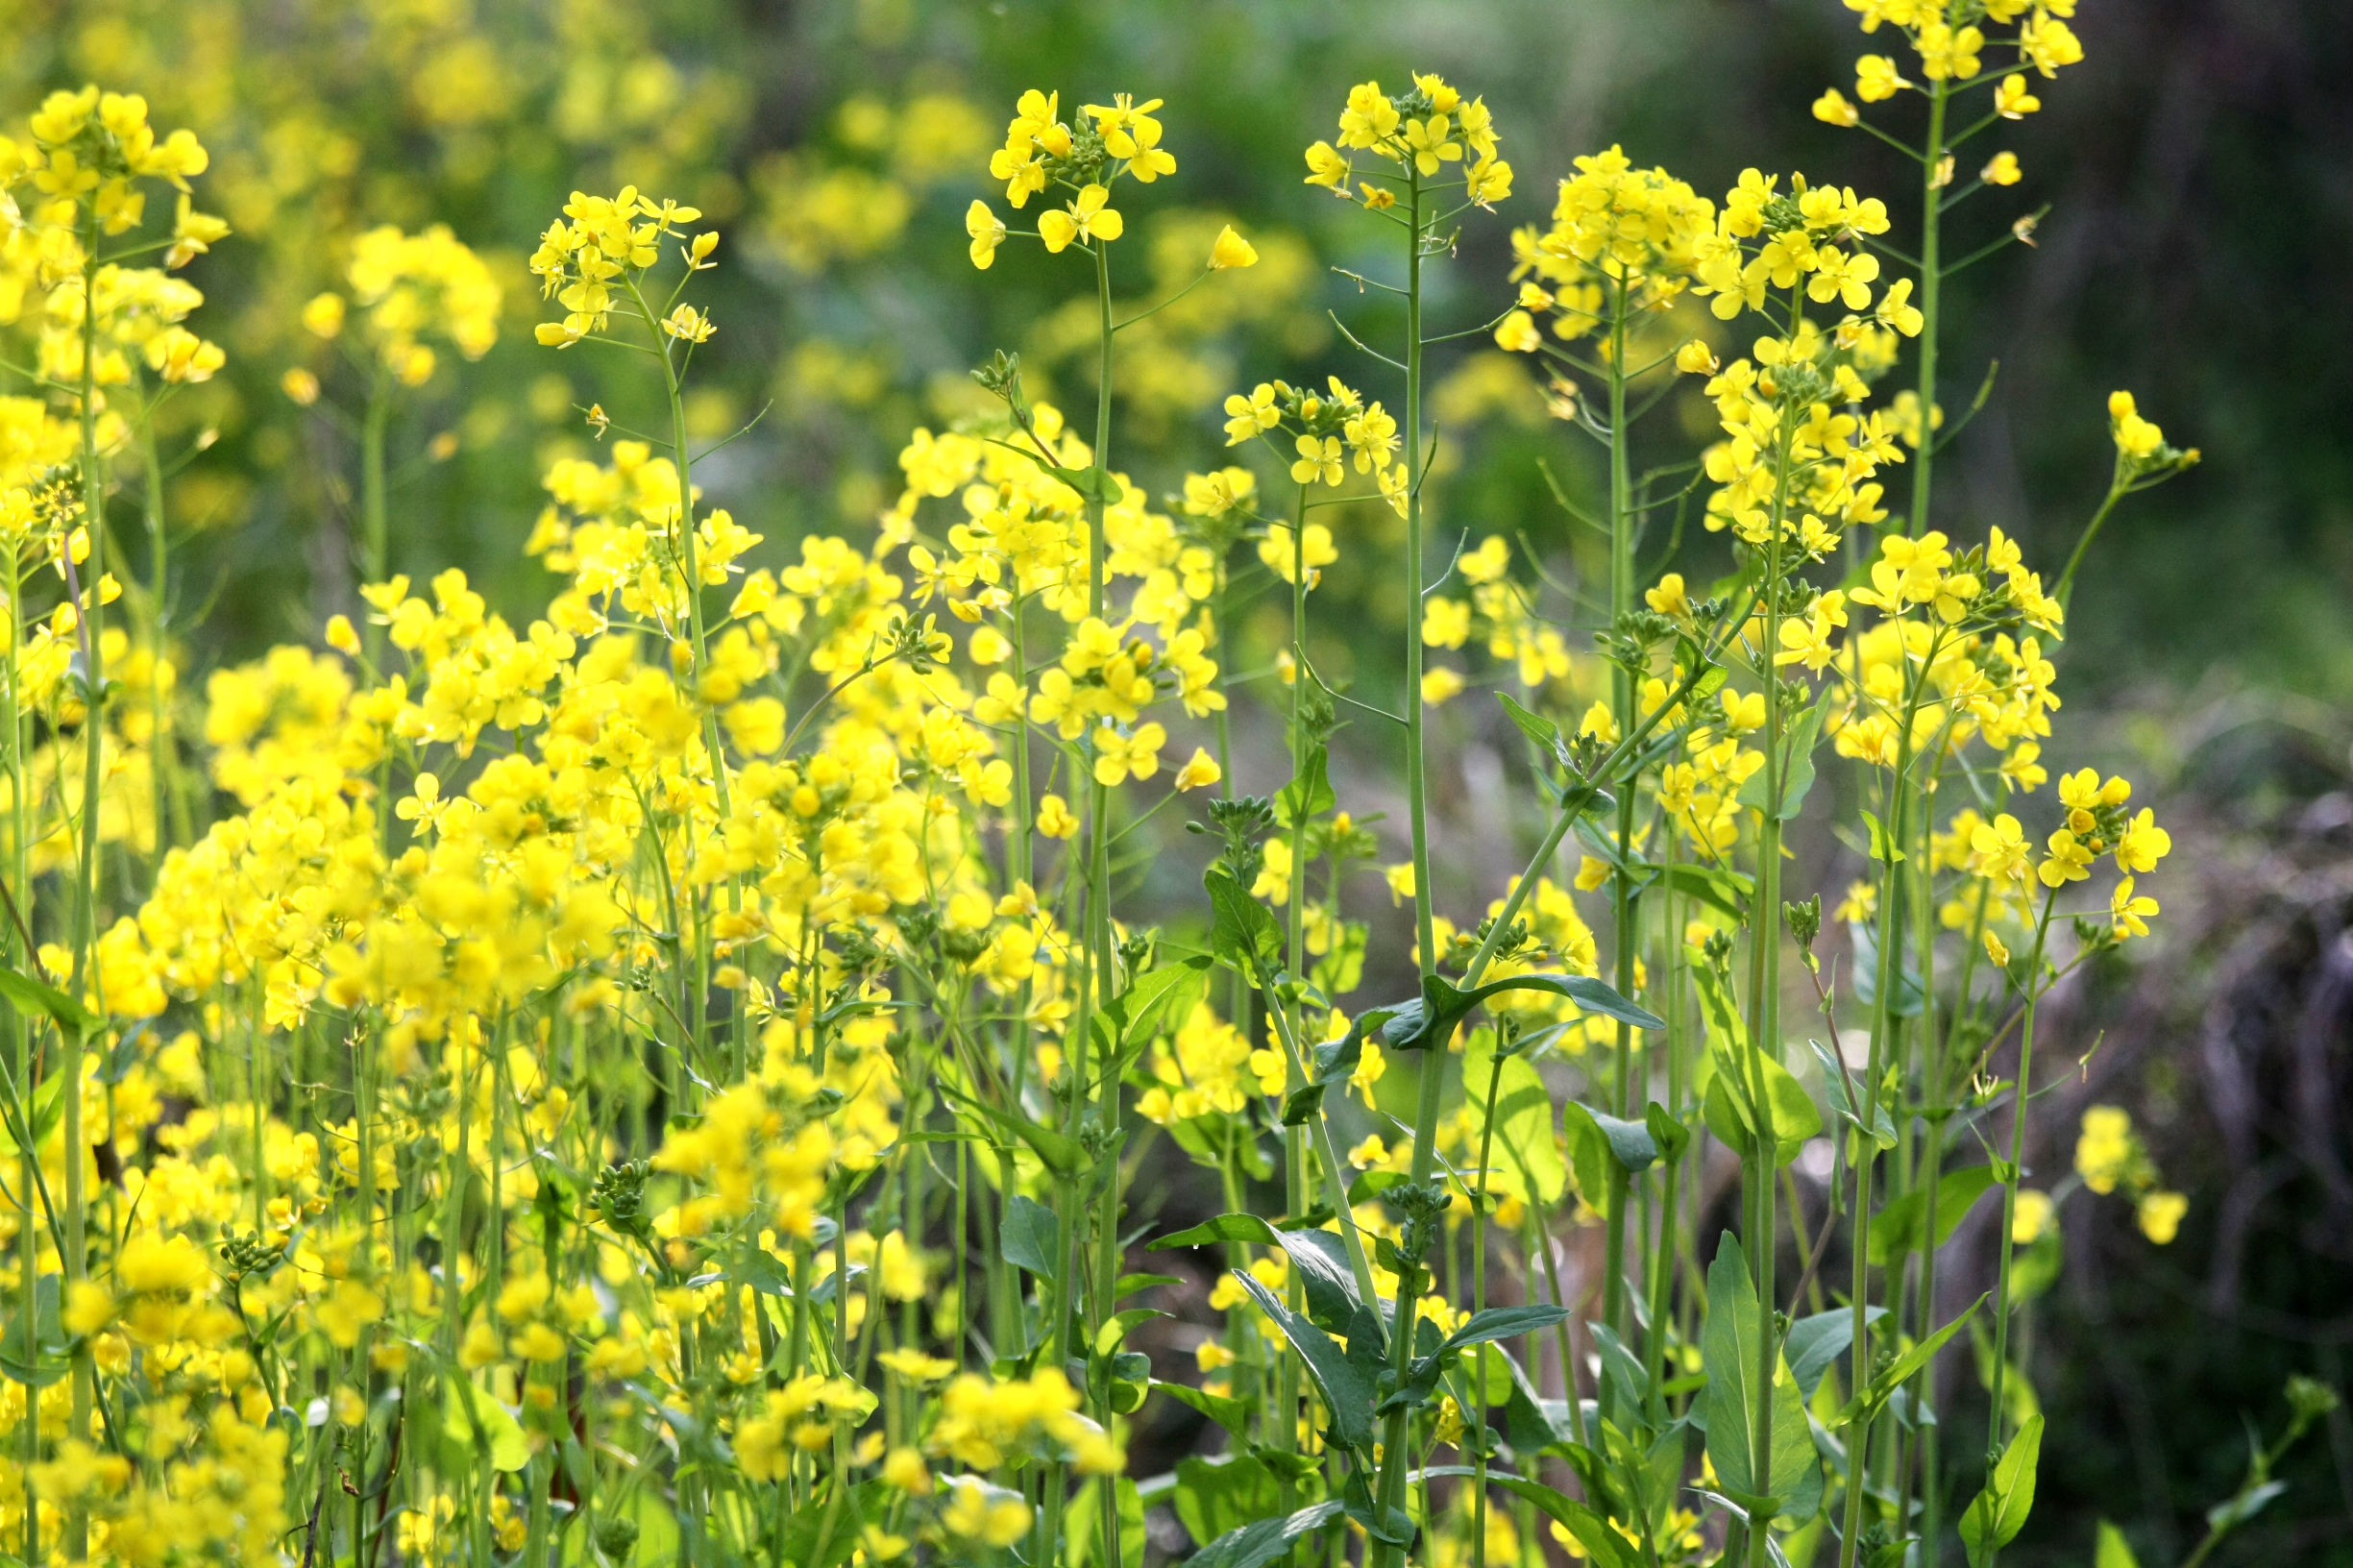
[1959,1413,2044,1568]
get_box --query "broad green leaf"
[1001,1193,1060,1278]
[1737,698,1825,821]
[443,1377,528,1473]
[1185,1501,1345,1568]
[1701,1234,1823,1528]
[1659,862,1753,920]
[1415,1467,1637,1568]
[1232,1274,1376,1453]
[1275,747,1336,828]
[1807,1039,1896,1150]
[0,1070,63,1161]
[1495,690,1563,752]
[1149,1215,1359,1333]
[1440,1304,1571,1355]
[1463,1035,1565,1205]
[1066,1476,1145,1568]
[1561,1101,1656,1209]
[1645,1099,1693,1163]
[0,1274,63,1389]
[1870,1165,1998,1267]
[1205,868,1283,978]
[1151,1379,1252,1440]
[1782,1306,1885,1402]
[0,966,94,1039]
[1849,919,1925,1017]
[774,1479,881,1568]
[1860,809,1908,865]
[939,1084,1087,1177]
[1098,958,1212,1060]
[1173,1455,1282,1548]
[1841,1295,1986,1427]
[1959,1414,2043,1567]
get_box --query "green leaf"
[1099,959,1212,1060]
[1464,1035,1566,1205]
[775,1479,881,1568]
[0,965,94,1039]
[1151,1379,1253,1440]
[1415,1468,1637,1568]
[2094,1520,2142,1568]
[1441,1305,1572,1355]
[1174,1455,1283,1548]
[1280,1002,1413,1124]
[1496,690,1564,752]
[1001,1193,1061,1278]
[0,1274,63,1388]
[1694,966,1822,1165]
[1645,1100,1693,1163]
[1066,1476,1145,1568]
[1849,919,1925,1017]
[1807,1040,1896,1151]
[1860,809,1908,865]
[1659,863,1753,920]
[1561,1101,1657,1210]
[1275,747,1336,828]
[1184,1501,1345,1568]
[0,1070,63,1161]
[1426,970,1666,1045]
[1205,868,1284,979]
[1840,1296,1985,1427]
[1959,1414,2044,1567]
[1737,698,1825,821]
[939,1084,1088,1178]
[1783,1306,1887,1402]
[1149,1215,1360,1332]
[1701,1234,1823,1528]
[443,1376,528,1473]
[1870,1166,1998,1267]
[1232,1274,1376,1452]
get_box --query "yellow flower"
[2074,1106,2133,1194]
[1172,747,1222,791]
[1970,813,2031,884]
[966,200,1005,269]
[1036,794,1078,839]
[2011,1188,2053,1244]
[1337,83,1400,150]
[1856,55,1909,102]
[2136,1190,2187,1245]
[2116,808,2170,873]
[1493,309,1541,354]
[2109,876,2158,939]
[1091,722,1166,786]
[1038,184,1122,253]
[1208,224,1258,270]
[1982,151,2022,186]
[1222,381,1280,444]
[1420,668,1464,706]
[1812,87,1860,127]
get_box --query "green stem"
[1373,167,1435,1568]
[1909,81,1949,539]
[63,213,104,1561]
[1983,890,2058,1568]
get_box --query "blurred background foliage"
[1,0,2346,1560]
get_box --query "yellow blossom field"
[0,3,2342,1567]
